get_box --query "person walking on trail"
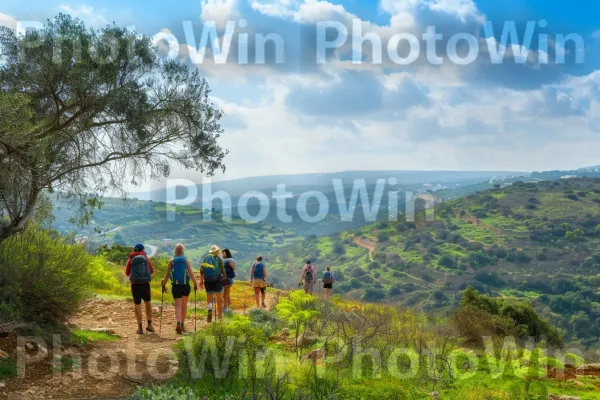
[125,244,154,334]
[200,245,226,323]
[299,260,316,295]
[161,243,199,334]
[250,256,267,308]
[322,267,335,299]
[222,249,236,313]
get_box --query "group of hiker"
[124,243,334,334]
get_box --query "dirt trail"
[1,286,279,400]
[457,212,501,235]
[352,236,378,261]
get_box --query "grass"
[69,329,119,347]
[0,358,17,379]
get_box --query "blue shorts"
[228,278,234,286]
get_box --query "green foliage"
[68,329,119,347]
[456,288,563,347]
[0,358,17,379]
[0,225,93,324]
[248,308,282,338]
[0,13,226,241]
[178,318,267,384]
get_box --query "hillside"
[52,199,299,265]
[265,178,600,346]
[2,226,600,399]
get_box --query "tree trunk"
[0,187,39,243]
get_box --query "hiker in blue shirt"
[161,243,198,334]
[250,256,268,308]
[322,267,335,300]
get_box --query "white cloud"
[200,0,241,29]
[59,4,109,28]
[0,13,16,31]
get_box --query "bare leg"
[207,293,214,323]
[175,298,182,322]
[181,296,189,325]
[223,286,229,309]
[254,287,260,307]
[134,304,142,325]
[326,288,331,299]
[216,292,224,320]
[261,290,266,307]
[144,301,153,323]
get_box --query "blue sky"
[2,0,600,185]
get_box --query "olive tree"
[0,14,226,241]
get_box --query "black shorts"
[204,280,223,294]
[131,283,151,305]
[172,284,191,299]
[323,283,333,289]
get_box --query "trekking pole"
[159,285,165,334]
[194,288,197,333]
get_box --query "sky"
[2,0,600,188]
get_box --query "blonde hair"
[174,243,185,257]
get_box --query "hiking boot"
[181,322,186,332]
[176,323,182,334]
[207,311,213,323]
[136,328,144,335]
[146,324,155,333]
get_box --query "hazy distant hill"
[126,169,526,236]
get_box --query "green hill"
[52,198,300,265]
[264,178,600,346]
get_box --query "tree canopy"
[0,14,226,241]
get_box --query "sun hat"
[209,245,221,254]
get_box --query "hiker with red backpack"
[322,267,335,299]
[250,256,268,308]
[299,260,316,295]
[161,243,199,334]
[125,244,155,334]
[200,245,226,323]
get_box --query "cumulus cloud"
[59,4,110,28]
[0,13,16,31]
[201,0,241,29]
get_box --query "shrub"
[178,318,267,384]
[457,287,563,347]
[248,308,282,338]
[0,226,94,324]
[362,288,386,302]
[438,253,456,268]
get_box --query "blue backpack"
[129,255,151,284]
[202,254,223,283]
[253,262,265,279]
[323,271,334,284]
[170,256,190,285]
[224,258,236,279]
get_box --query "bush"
[452,304,518,347]
[248,308,282,338]
[456,287,563,347]
[178,318,267,384]
[362,287,386,302]
[0,226,94,324]
[438,253,456,268]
